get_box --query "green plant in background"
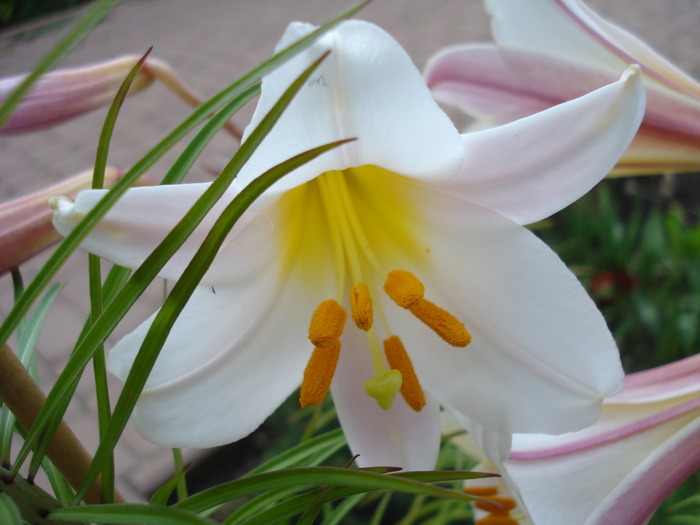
[0,0,92,29]
[539,178,700,373]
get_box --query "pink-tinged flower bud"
[0,55,218,135]
[0,167,154,274]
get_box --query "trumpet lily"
[0,56,241,138]
[52,20,643,469]
[424,0,700,175]
[461,353,700,525]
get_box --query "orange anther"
[475,517,519,525]
[463,486,499,497]
[383,270,425,309]
[299,342,341,408]
[410,299,471,347]
[383,336,425,411]
[308,299,347,348]
[350,282,373,331]
[475,496,517,515]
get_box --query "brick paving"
[0,0,698,503]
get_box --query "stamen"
[363,369,402,410]
[463,487,499,497]
[383,270,424,309]
[308,300,347,348]
[474,517,519,525]
[410,299,472,347]
[299,342,341,408]
[475,496,516,515]
[383,336,425,411]
[464,486,519,525]
[350,282,373,331]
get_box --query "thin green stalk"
[172,448,188,502]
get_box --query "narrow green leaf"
[225,471,490,525]
[175,467,476,514]
[159,83,260,186]
[51,504,218,525]
[150,465,191,506]
[246,428,345,476]
[0,0,119,130]
[0,493,22,525]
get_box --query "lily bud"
[0,167,154,274]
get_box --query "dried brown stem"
[0,343,124,504]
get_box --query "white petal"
[331,325,441,470]
[485,0,700,100]
[52,182,271,284]
[383,182,622,436]
[237,20,464,196]
[440,66,644,225]
[505,407,700,525]
[450,411,512,466]
[424,44,617,126]
[485,0,626,73]
[107,228,336,448]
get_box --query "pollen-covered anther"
[383,269,425,309]
[350,282,373,331]
[383,336,425,412]
[299,342,341,408]
[410,299,472,347]
[308,299,347,347]
[363,369,402,410]
[464,486,519,525]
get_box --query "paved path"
[0,0,698,502]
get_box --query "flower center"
[293,168,471,411]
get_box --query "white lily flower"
[468,352,700,525]
[424,0,700,175]
[52,20,644,469]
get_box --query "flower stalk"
[0,344,124,504]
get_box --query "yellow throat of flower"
[286,168,471,412]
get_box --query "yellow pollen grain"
[383,270,425,309]
[308,299,347,348]
[410,299,472,347]
[350,282,373,331]
[299,342,341,408]
[383,336,425,412]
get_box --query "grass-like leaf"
[150,465,191,507]
[175,467,479,515]
[51,504,218,525]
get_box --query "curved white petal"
[331,325,441,470]
[106,223,336,448]
[485,0,700,101]
[439,66,644,225]
[383,181,622,436]
[51,182,271,284]
[505,406,700,525]
[424,44,617,126]
[237,20,464,197]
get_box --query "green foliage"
[0,0,93,29]
[538,178,700,372]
